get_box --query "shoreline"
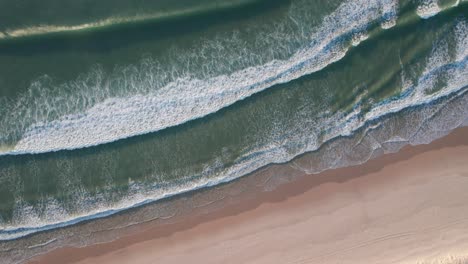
[3,87,467,242]
[28,126,468,264]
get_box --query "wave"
[0,0,261,40]
[416,0,464,19]
[0,1,466,241]
[1,89,466,241]
[1,26,467,240]
[0,0,400,155]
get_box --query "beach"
[28,127,468,264]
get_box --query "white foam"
[416,0,441,19]
[351,31,369,46]
[455,19,468,61]
[365,29,468,123]
[4,0,399,155]
[416,0,464,19]
[380,0,398,29]
[3,1,468,241]
[27,238,57,249]
[1,45,467,241]
[381,19,397,29]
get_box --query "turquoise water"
[0,0,467,246]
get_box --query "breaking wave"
[0,16,466,239]
[416,0,464,19]
[0,0,400,155]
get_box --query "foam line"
[0,0,257,40]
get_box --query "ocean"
[0,0,467,262]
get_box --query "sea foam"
[2,0,400,155]
[1,18,467,240]
[416,0,464,19]
[0,0,467,241]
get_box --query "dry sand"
[30,127,468,264]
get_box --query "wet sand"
[30,127,468,264]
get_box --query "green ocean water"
[0,0,467,245]
[0,0,288,97]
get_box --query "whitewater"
[0,9,467,241]
[1,0,465,156]
[1,0,401,155]
[0,0,467,242]
[4,0,464,156]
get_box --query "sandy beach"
[29,127,468,264]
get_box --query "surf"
[0,0,268,41]
[0,6,467,240]
[1,44,467,240]
[0,0,401,156]
[416,0,464,19]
